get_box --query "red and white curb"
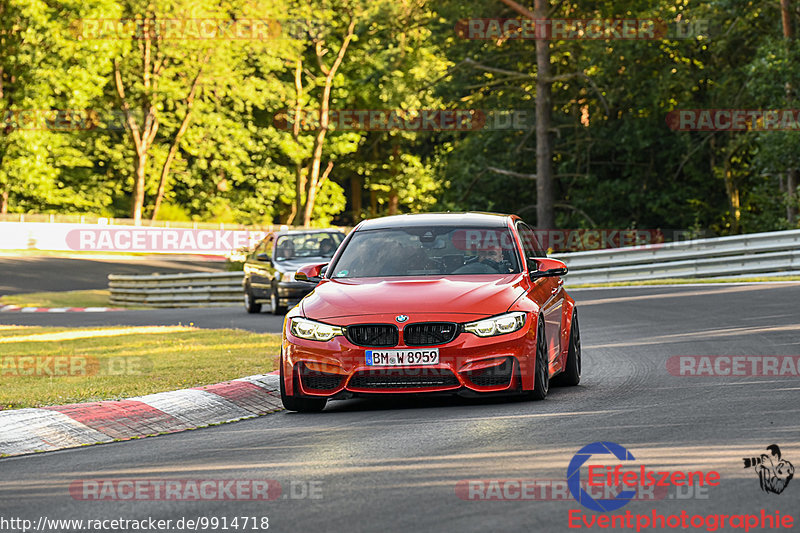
[0,373,281,458]
[0,305,124,313]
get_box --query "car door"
[517,222,563,367]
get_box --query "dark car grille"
[298,364,345,391]
[403,322,459,346]
[348,368,460,390]
[464,358,514,388]
[346,324,398,347]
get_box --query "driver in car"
[454,244,507,274]
[276,239,295,260]
[318,238,337,257]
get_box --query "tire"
[244,284,261,314]
[527,317,550,401]
[280,353,327,413]
[553,309,581,387]
[269,285,288,315]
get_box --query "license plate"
[366,348,439,366]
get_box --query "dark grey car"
[242,229,345,314]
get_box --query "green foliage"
[1,0,798,232]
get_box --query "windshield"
[274,232,344,261]
[329,227,521,278]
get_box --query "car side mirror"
[295,262,328,283]
[529,258,568,279]
[256,253,272,264]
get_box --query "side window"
[517,222,546,259]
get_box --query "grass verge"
[0,290,113,308]
[570,276,800,288]
[0,325,281,409]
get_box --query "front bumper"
[282,314,538,398]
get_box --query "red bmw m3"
[280,213,581,412]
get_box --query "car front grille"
[464,358,514,388]
[348,368,460,390]
[346,324,399,347]
[298,364,345,391]
[403,322,459,346]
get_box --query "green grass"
[570,276,800,288]
[0,290,113,308]
[0,325,281,409]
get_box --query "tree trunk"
[781,0,797,225]
[723,157,740,233]
[288,59,305,226]
[115,19,162,225]
[132,151,147,224]
[498,0,554,229]
[534,0,554,229]
[301,19,357,227]
[388,189,399,215]
[788,169,798,225]
[1,189,8,214]
[152,59,206,221]
[350,175,362,221]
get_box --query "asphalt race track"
[0,256,224,295]
[1,283,799,532]
[0,306,286,332]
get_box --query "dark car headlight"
[464,312,526,337]
[290,317,344,341]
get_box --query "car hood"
[301,274,527,319]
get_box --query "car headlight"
[464,312,526,337]
[281,271,296,282]
[290,317,343,342]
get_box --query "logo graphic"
[567,442,637,512]
[395,315,409,323]
[744,444,794,494]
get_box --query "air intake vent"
[348,368,460,390]
[298,363,345,391]
[464,359,514,388]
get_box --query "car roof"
[275,229,345,236]
[356,212,514,230]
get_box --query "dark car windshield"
[329,226,521,278]
[274,232,344,262]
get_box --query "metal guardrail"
[555,229,800,284]
[109,272,244,307]
[108,230,800,307]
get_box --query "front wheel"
[553,309,581,386]
[244,284,261,314]
[526,317,549,401]
[280,354,327,413]
[269,286,288,315]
